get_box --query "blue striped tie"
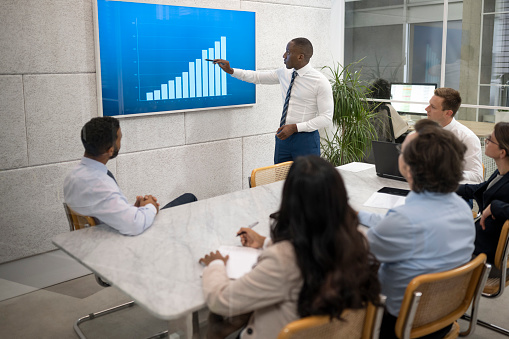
[280,70,298,127]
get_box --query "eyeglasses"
[486,136,500,147]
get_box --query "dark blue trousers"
[161,193,197,210]
[274,130,320,164]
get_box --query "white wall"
[0,0,333,263]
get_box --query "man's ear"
[107,145,114,156]
[445,109,454,118]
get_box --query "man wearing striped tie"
[64,117,197,235]
[213,37,333,164]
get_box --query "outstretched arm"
[212,59,234,74]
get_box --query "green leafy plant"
[321,60,378,166]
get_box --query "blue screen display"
[96,0,256,116]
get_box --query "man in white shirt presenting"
[64,117,197,236]
[426,88,484,183]
[212,37,333,164]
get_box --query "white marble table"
[52,164,409,336]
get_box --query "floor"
[0,250,507,339]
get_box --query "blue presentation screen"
[96,0,256,116]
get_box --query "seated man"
[425,87,483,183]
[359,119,475,339]
[64,117,196,235]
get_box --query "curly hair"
[270,156,381,319]
[434,88,462,116]
[403,119,466,193]
[81,117,120,156]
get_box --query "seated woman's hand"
[237,228,266,249]
[199,250,229,266]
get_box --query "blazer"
[457,170,509,263]
[202,240,302,339]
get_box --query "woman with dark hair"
[199,155,381,339]
[457,122,509,264]
[368,78,409,141]
[359,119,475,339]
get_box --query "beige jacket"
[202,240,303,339]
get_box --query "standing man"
[213,37,333,164]
[64,117,197,236]
[426,87,483,183]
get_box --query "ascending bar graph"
[145,37,227,101]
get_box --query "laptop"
[372,140,406,182]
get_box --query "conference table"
[52,163,409,338]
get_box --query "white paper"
[336,162,375,172]
[363,192,406,209]
[218,246,262,279]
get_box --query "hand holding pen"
[205,58,233,75]
[237,222,266,249]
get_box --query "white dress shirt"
[231,64,333,132]
[64,157,156,236]
[443,118,483,184]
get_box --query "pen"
[236,221,259,236]
[205,59,214,62]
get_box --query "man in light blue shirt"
[359,119,475,339]
[64,117,196,236]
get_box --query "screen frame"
[92,0,256,118]
[390,82,438,116]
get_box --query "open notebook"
[218,246,262,279]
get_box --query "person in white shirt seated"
[359,119,475,339]
[425,87,483,183]
[64,117,196,236]
[368,78,409,142]
[199,155,381,339]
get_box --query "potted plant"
[320,60,378,166]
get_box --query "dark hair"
[403,119,466,193]
[270,155,380,319]
[434,88,462,116]
[291,37,313,60]
[369,79,391,100]
[493,122,509,153]
[81,117,120,156]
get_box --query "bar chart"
[144,37,227,102]
[96,0,255,116]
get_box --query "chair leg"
[74,301,135,339]
[461,314,509,336]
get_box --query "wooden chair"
[277,296,386,339]
[62,203,142,339]
[463,220,509,336]
[250,161,293,188]
[395,254,490,339]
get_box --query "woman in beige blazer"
[200,155,381,339]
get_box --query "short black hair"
[81,117,120,156]
[291,37,313,60]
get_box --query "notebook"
[372,140,406,182]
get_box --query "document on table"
[218,246,262,279]
[336,162,375,172]
[363,192,406,209]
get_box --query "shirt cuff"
[208,259,225,268]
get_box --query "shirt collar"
[295,63,312,76]
[442,117,457,130]
[81,156,108,173]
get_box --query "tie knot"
[292,70,298,78]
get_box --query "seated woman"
[369,78,409,142]
[199,155,381,339]
[358,119,475,339]
[457,122,509,264]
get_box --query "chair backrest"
[277,298,385,339]
[395,254,490,339]
[483,220,509,297]
[250,161,293,188]
[63,203,97,231]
